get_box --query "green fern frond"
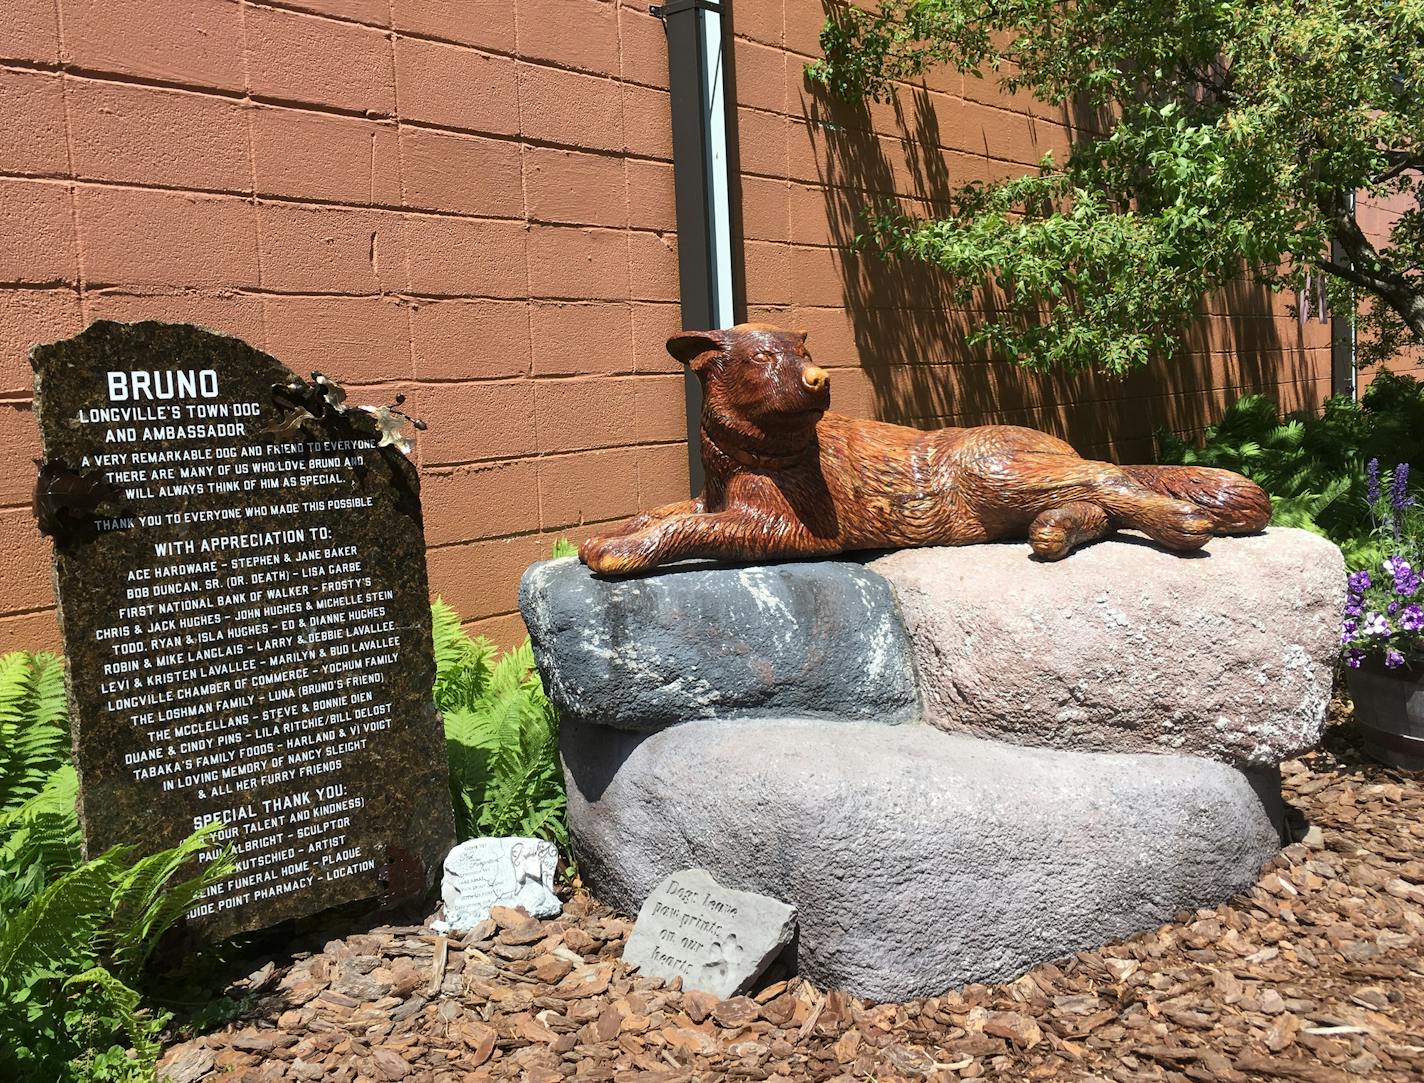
[432,600,498,714]
[108,824,233,979]
[0,849,123,990]
[0,765,83,908]
[0,652,71,819]
[63,965,167,1063]
[432,590,569,852]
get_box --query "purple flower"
[1392,462,1411,513]
[1345,601,1364,617]
[1368,458,1381,505]
[1386,648,1406,669]
[1390,557,1422,596]
[1364,612,1392,637]
[1346,648,1366,669]
[1402,604,1424,632]
[1389,601,1401,615]
[1348,570,1372,593]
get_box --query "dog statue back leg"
[1119,465,1271,534]
[1028,501,1113,560]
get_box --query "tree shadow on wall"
[792,58,1318,462]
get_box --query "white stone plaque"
[442,837,561,930]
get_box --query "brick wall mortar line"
[236,0,274,349]
[420,438,687,472]
[385,24,669,93]
[375,0,414,388]
[27,63,252,102]
[742,89,1084,137]
[51,5,86,324]
[613,0,639,469]
[247,0,391,31]
[512,0,538,402]
[0,58,61,75]
[915,370,1331,428]
[0,603,59,620]
[0,61,674,163]
[423,442,682,473]
[426,516,631,553]
[0,174,574,227]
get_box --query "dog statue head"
[667,324,831,435]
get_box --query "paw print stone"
[622,869,795,999]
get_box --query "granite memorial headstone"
[31,320,454,937]
[623,868,796,999]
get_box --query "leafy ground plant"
[1156,371,1424,562]
[433,584,570,855]
[0,651,234,1082]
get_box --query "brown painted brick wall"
[0,0,1355,654]
[1355,190,1423,393]
[0,0,689,652]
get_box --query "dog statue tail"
[1120,464,1272,534]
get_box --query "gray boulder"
[564,715,1283,1002]
[868,529,1344,767]
[521,557,919,730]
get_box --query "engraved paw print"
[702,933,746,980]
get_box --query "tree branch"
[1320,197,1424,341]
[1372,153,1424,187]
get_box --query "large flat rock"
[521,558,919,731]
[867,529,1344,766]
[564,716,1283,1002]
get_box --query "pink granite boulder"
[867,528,1345,767]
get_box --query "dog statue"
[578,324,1270,575]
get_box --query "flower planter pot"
[1347,663,1424,771]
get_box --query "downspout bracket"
[650,0,723,19]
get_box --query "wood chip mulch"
[158,708,1424,1083]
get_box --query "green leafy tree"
[809,0,1424,373]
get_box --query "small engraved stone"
[442,837,561,930]
[622,869,795,999]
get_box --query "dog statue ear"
[666,330,725,369]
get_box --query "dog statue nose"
[801,365,829,392]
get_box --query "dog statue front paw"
[579,534,656,575]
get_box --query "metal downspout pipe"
[656,0,736,496]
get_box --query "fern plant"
[0,652,235,1081]
[0,827,230,1080]
[433,599,569,852]
[0,652,70,813]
